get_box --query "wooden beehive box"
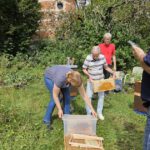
[134,81,141,93]
[70,86,78,97]
[134,81,148,113]
[93,78,115,93]
[64,134,104,150]
[134,94,148,113]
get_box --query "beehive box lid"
[93,78,115,93]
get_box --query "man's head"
[103,33,112,45]
[91,46,100,60]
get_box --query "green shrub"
[0,0,41,55]
[1,0,150,72]
[53,0,150,70]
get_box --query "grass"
[0,77,146,150]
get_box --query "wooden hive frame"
[93,78,115,93]
[65,134,104,150]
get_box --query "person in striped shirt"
[82,46,115,120]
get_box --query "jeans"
[85,81,104,115]
[144,107,150,150]
[43,77,71,124]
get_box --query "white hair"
[103,33,112,39]
[91,46,100,53]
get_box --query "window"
[57,1,63,9]
[77,0,91,8]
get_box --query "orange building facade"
[36,0,76,38]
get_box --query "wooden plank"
[69,134,104,149]
[93,78,115,93]
[69,142,102,149]
[134,92,141,97]
[71,134,103,141]
[134,81,141,93]
[64,135,104,150]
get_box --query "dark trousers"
[104,65,112,79]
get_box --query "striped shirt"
[82,54,107,80]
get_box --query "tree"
[0,0,41,55]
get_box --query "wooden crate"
[133,81,148,113]
[93,78,115,93]
[70,86,78,97]
[134,81,141,93]
[64,134,104,150]
[134,93,148,113]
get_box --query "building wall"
[36,0,76,38]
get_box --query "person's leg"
[43,77,55,124]
[104,65,112,79]
[61,87,71,114]
[97,92,105,119]
[144,116,150,150]
[144,107,150,150]
[147,128,150,150]
[85,81,93,115]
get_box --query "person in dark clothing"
[141,50,150,104]
[130,44,150,150]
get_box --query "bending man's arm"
[78,84,97,117]
[53,84,63,118]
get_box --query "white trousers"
[86,81,104,115]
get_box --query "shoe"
[98,114,105,120]
[43,121,53,130]
[70,104,74,114]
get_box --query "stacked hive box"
[63,115,104,150]
[134,81,148,113]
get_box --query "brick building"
[36,0,91,38]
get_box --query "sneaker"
[70,104,74,114]
[43,121,53,130]
[98,114,105,120]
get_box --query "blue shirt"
[141,50,150,101]
[45,66,72,88]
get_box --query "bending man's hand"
[91,109,97,118]
[58,109,63,119]
[53,84,63,119]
